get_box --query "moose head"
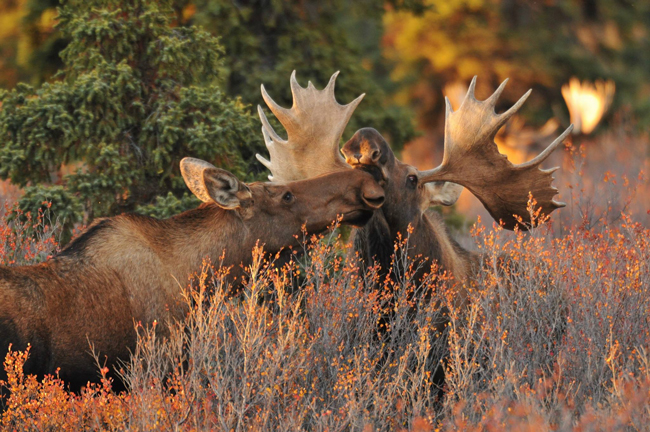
[342,77,573,232]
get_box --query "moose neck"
[161,204,265,284]
[357,200,448,279]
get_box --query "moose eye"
[406,175,418,188]
[282,191,294,204]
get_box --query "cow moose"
[0,72,384,392]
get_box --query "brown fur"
[0,168,384,392]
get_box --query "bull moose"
[345,78,572,394]
[348,77,571,283]
[0,72,384,392]
[258,76,573,395]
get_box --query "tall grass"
[1,205,649,431]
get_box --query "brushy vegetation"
[0,201,60,266]
[0,204,649,431]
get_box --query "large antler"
[419,77,573,230]
[256,71,365,182]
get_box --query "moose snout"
[345,153,363,165]
[361,184,385,209]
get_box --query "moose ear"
[180,157,251,209]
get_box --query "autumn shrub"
[441,207,650,431]
[1,206,649,431]
[0,201,59,265]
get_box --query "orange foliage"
[1,346,128,430]
[0,199,649,430]
[0,201,59,265]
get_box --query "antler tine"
[495,89,532,131]
[257,104,287,146]
[419,77,571,230]
[465,76,478,102]
[261,83,292,128]
[255,126,275,180]
[256,71,365,182]
[486,78,509,108]
[290,70,302,103]
[324,71,340,97]
[518,124,574,169]
[441,97,456,160]
[255,154,273,178]
[445,96,454,116]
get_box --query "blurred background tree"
[0,0,63,88]
[187,0,420,147]
[384,0,650,136]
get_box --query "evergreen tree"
[0,0,262,241]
